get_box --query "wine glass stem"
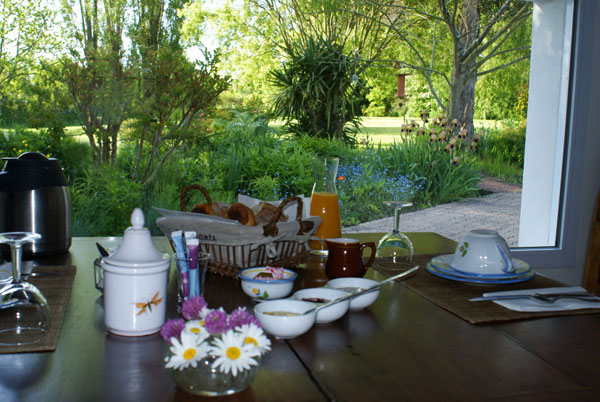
[10,242,22,283]
[393,206,403,232]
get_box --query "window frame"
[511,0,600,285]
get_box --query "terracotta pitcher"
[325,238,376,279]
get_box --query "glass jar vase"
[170,354,260,396]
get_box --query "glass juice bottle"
[310,156,341,255]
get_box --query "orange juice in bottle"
[310,157,341,254]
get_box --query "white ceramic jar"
[101,208,170,336]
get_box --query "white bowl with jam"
[292,287,350,324]
[326,277,380,310]
[254,299,316,339]
[238,267,297,300]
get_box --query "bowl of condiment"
[238,266,297,300]
[292,287,350,324]
[254,299,316,339]
[326,277,380,310]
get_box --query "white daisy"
[238,323,271,354]
[165,332,210,371]
[183,320,209,341]
[210,330,258,376]
[199,306,212,319]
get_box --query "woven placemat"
[0,266,76,353]
[375,255,600,325]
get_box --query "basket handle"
[263,196,303,236]
[180,185,212,212]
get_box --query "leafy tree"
[58,0,229,183]
[127,0,230,185]
[360,0,532,137]
[256,0,399,140]
[59,0,134,164]
[255,0,397,62]
[270,36,369,141]
[0,0,58,125]
[181,0,282,108]
[182,0,399,112]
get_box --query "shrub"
[474,123,525,183]
[60,111,487,236]
[269,35,369,142]
[477,124,525,167]
[70,166,144,236]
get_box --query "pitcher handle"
[360,242,377,271]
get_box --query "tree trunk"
[448,65,477,141]
[448,0,480,142]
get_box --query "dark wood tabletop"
[1,234,599,402]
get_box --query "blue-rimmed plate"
[426,263,535,284]
[430,254,532,279]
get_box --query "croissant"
[226,203,256,226]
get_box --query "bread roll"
[226,203,256,226]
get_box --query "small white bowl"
[238,267,297,300]
[254,299,316,339]
[292,287,350,324]
[326,277,380,310]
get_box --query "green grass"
[272,116,502,145]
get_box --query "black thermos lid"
[0,152,68,192]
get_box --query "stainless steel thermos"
[0,152,71,255]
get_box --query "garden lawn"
[356,117,501,145]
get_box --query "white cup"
[451,229,513,275]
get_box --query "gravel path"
[342,178,522,247]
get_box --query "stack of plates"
[426,254,534,284]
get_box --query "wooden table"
[1,234,599,401]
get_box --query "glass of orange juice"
[310,157,341,255]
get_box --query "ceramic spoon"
[300,265,420,316]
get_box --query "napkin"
[480,287,600,312]
[238,194,311,221]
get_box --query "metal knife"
[469,291,597,302]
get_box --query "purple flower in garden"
[204,310,229,335]
[160,318,185,342]
[228,307,262,330]
[182,296,208,320]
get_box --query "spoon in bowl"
[299,265,419,316]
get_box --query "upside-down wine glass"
[0,232,51,345]
[374,202,414,271]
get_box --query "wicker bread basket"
[156,187,320,279]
